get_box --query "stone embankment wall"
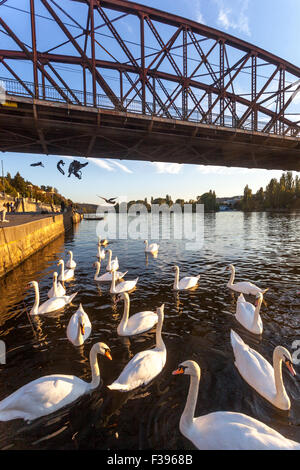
[0,212,83,278]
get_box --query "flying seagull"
[97,196,118,204]
[57,159,65,175]
[30,162,44,167]
[68,160,89,180]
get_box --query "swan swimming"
[230,330,296,410]
[29,281,77,315]
[235,292,263,334]
[106,249,119,272]
[65,250,76,269]
[227,264,268,295]
[58,259,74,282]
[110,269,138,294]
[116,292,158,336]
[93,261,127,282]
[67,304,92,346]
[0,342,112,422]
[173,359,300,450]
[47,271,66,299]
[144,240,159,254]
[108,304,166,391]
[173,265,200,291]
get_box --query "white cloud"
[87,158,115,171]
[152,162,183,174]
[108,160,133,173]
[195,0,205,24]
[214,0,250,36]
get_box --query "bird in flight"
[30,161,44,167]
[97,196,118,204]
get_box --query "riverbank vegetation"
[236,171,300,211]
[0,172,73,206]
[114,190,219,213]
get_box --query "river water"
[0,211,299,450]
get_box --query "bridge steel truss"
[0,0,300,170]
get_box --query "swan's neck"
[119,295,130,332]
[89,345,101,389]
[60,262,64,281]
[107,250,112,266]
[111,271,116,292]
[53,276,58,297]
[69,252,73,262]
[228,266,235,286]
[252,297,262,328]
[180,372,200,431]
[273,350,289,405]
[32,283,40,314]
[94,263,100,280]
[155,314,165,351]
[173,268,180,290]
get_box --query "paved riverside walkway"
[0,212,60,228]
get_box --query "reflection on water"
[0,212,300,449]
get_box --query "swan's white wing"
[230,281,265,295]
[231,331,276,399]
[96,271,127,282]
[178,276,199,289]
[188,412,299,450]
[108,349,166,391]
[38,297,67,314]
[0,375,87,421]
[116,278,138,292]
[124,311,158,335]
[235,300,255,330]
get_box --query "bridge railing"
[0,76,292,136]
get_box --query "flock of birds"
[0,238,299,450]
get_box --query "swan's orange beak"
[105,350,112,360]
[285,360,296,376]
[172,367,184,375]
[80,323,85,335]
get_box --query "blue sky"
[1,0,300,204]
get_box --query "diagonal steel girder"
[40,0,121,109]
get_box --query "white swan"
[172,360,300,450]
[235,292,263,334]
[110,270,138,294]
[58,259,74,282]
[97,243,106,260]
[173,265,200,291]
[230,330,296,410]
[108,304,166,391]
[29,281,77,315]
[47,271,66,299]
[106,249,119,272]
[93,261,127,282]
[227,264,268,295]
[0,342,112,422]
[144,240,159,254]
[67,304,92,346]
[66,250,76,269]
[117,292,158,336]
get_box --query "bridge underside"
[1,96,300,171]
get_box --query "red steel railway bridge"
[0,0,300,170]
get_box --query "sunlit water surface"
[0,212,299,450]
